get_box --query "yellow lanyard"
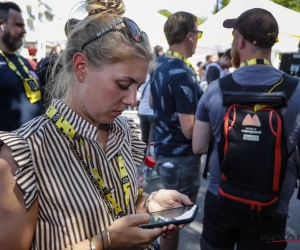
[240,58,271,68]
[166,50,197,76]
[239,58,282,111]
[46,105,130,218]
[0,50,41,104]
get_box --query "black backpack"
[217,73,298,217]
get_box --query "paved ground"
[145,167,300,250]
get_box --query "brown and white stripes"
[0,99,146,250]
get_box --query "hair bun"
[87,0,125,16]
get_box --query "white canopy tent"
[36,8,168,56]
[123,9,169,51]
[196,0,300,54]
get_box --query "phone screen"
[140,204,199,229]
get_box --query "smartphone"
[139,204,199,229]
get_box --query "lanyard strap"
[240,58,271,68]
[46,105,130,219]
[166,50,197,76]
[0,50,41,104]
[239,58,282,112]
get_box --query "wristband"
[89,237,96,250]
[106,228,111,250]
[144,191,157,213]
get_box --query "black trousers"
[200,191,288,250]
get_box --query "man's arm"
[178,114,195,140]
[192,120,212,154]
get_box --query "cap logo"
[267,32,277,36]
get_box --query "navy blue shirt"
[151,54,202,157]
[0,52,43,131]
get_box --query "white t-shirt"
[138,75,154,116]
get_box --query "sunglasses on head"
[81,17,146,51]
[191,30,203,40]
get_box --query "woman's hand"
[148,189,193,213]
[147,189,194,239]
[108,213,162,249]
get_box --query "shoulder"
[14,115,50,139]
[0,131,38,208]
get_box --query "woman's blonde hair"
[47,0,155,103]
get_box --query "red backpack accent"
[217,74,298,217]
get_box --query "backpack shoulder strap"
[219,72,298,101]
[219,74,238,94]
[273,73,298,101]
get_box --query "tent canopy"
[37,9,169,51]
[197,0,300,53]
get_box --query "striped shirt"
[0,99,146,250]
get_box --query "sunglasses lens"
[198,32,203,40]
[124,18,142,42]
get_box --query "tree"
[158,9,172,18]
[270,0,300,13]
[213,0,230,14]
[158,9,204,25]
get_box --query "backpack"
[217,73,298,217]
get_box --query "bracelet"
[89,237,96,250]
[106,228,111,250]
[144,191,157,213]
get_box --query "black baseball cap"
[223,8,279,49]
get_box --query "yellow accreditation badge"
[23,78,41,104]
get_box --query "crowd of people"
[0,1,299,250]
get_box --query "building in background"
[11,0,59,61]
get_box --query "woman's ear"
[73,52,87,82]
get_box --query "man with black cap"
[192,8,300,250]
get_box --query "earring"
[80,76,83,79]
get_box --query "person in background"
[196,61,205,82]
[193,8,300,250]
[205,48,232,84]
[36,18,81,103]
[26,46,38,70]
[50,44,63,55]
[150,11,203,250]
[0,2,43,131]
[138,45,164,156]
[0,0,193,249]
[202,54,219,71]
[154,45,164,57]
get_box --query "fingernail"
[190,200,194,204]
[162,233,167,239]
[170,226,175,231]
[163,228,168,232]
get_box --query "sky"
[44,0,216,20]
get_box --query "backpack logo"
[241,114,262,142]
[242,114,261,127]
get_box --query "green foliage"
[157,9,204,25]
[158,9,172,18]
[270,0,300,13]
[213,0,231,14]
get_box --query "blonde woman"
[0,0,192,249]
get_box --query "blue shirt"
[195,65,300,213]
[151,54,202,157]
[0,53,43,131]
